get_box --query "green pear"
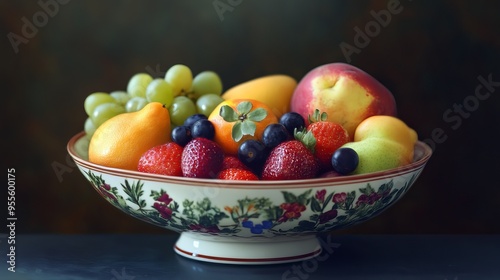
[342,138,409,175]
[354,115,417,163]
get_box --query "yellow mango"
[221,74,297,118]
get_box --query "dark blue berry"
[262,123,289,149]
[238,140,267,171]
[191,119,215,139]
[279,112,306,135]
[171,126,192,146]
[331,147,359,175]
[183,113,207,128]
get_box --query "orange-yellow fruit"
[88,102,171,170]
[221,75,297,118]
[208,99,278,155]
[353,115,417,162]
[341,115,419,175]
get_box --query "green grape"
[110,90,130,106]
[196,93,224,117]
[74,135,89,160]
[169,96,197,126]
[91,103,125,127]
[165,64,193,96]
[192,71,223,99]
[146,78,174,107]
[84,117,97,140]
[84,92,116,117]
[125,96,148,112]
[127,73,153,98]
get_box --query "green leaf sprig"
[219,101,268,142]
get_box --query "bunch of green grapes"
[82,64,225,139]
[83,91,127,140]
[164,64,224,126]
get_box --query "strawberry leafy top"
[294,128,316,153]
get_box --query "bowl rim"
[67,131,432,189]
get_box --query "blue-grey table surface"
[0,233,499,280]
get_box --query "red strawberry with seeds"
[181,138,224,178]
[138,142,183,176]
[221,155,250,171]
[261,130,319,180]
[307,110,349,171]
[217,168,259,180]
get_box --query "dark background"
[1,0,499,235]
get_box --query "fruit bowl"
[67,131,432,265]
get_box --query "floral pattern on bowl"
[83,164,420,238]
[68,132,432,264]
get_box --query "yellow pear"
[341,115,418,175]
[88,102,171,170]
[354,115,418,162]
[342,138,410,175]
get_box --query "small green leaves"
[219,101,269,142]
[308,109,328,124]
[220,105,239,122]
[247,108,267,122]
[237,101,252,115]
[241,120,257,136]
[122,180,146,209]
[294,128,316,153]
[232,121,257,142]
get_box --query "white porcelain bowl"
[67,132,432,265]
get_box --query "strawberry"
[221,155,250,171]
[217,168,259,180]
[307,110,349,171]
[261,130,319,180]
[181,138,224,178]
[137,142,183,176]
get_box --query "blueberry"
[331,147,359,175]
[279,112,306,135]
[262,123,289,149]
[171,126,192,146]
[191,119,215,139]
[238,140,267,171]
[183,113,207,128]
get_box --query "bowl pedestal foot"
[174,232,323,265]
